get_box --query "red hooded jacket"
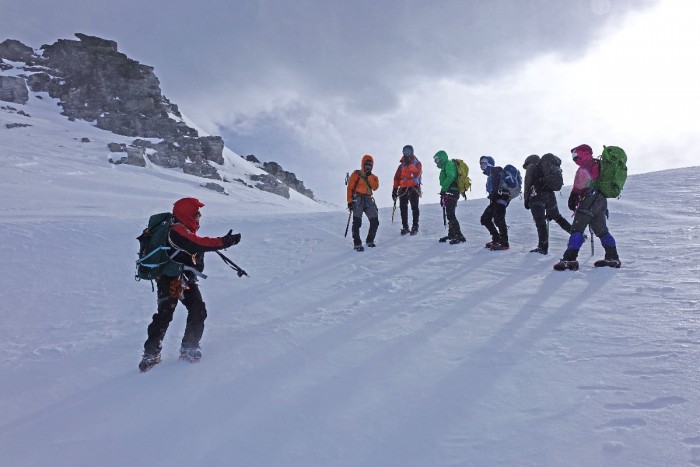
[170,197,225,271]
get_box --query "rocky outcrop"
[109,147,146,167]
[0,34,224,178]
[1,34,320,203]
[243,155,314,199]
[0,76,29,104]
[0,40,34,63]
[249,173,291,199]
[260,161,314,199]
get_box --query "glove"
[222,229,241,248]
[347,201,354,211]
[392,188,398,201]
[568,193,577,212]
[524,199,530,210]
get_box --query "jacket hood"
[173,197,205,231]
[361,154,374,169]
[523,154,540,169]
[434,150,448,168]
[571,144,594,166]
[480,156,495,175]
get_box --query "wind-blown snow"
[1,93,700,467]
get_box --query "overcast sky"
[3,0,699,206]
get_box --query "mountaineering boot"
[410,225,419,236]
[530,241,548,255]
[439,235,450,243]
[400,227,410,235]
[553,260,579,271]
[449,235,466,245]
[594,258,621,268]
[366,242,376,248]
[594,246,621,268]
[139,352,161,372]
[354,244,365,252]
[489,242,510,251]
[553,248,579,271]
[180,346,202,363]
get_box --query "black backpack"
[539,153,564,191]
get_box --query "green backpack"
[595,145,628,198]
[453,159,472,199]
[135,212,183,281]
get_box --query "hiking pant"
[562,191,616,260]
[530,190,571,248]
[443,193,463,238]
[351,195,379,245]
[144,275,208,355]
[398,186,420,230]
[481,200,509,245]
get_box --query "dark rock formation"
[261,161,314,199]
[242,154,314,199]
[0,39,34,62]
[1,34,320,203]
[5,122,32,129]
[109,146,146,167]
[249,173,291,199]
[0,34,224,178]
[0,76,29,104]
[201,182,228,195]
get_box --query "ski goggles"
[571,150,579,161]
[433,155,441,163]
[479,160,489,170]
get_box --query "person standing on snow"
[392,144,422,236]
[347,154,380,251]
[553,144,622,271]
[139,197,240,372]
[479,156,510,251]
[434,150,466,244]
[523,154,572,255]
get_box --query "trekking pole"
[391,198,396,224]
[215,250,249,277]
[441,194,447,228]
[344,209,352,237]
[589,226,594,256]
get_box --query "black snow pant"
[442,193,463,239]
[351,195,379,246]
[530,190,571,250]
[481,200,509,246]
[143,275,208,355]
[398,187,420,230]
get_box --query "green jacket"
[435,150,458,194]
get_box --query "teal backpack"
[135,212,183,281]
[596,146,628,198]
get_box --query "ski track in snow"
[1,97,700,466]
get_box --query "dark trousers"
[481,201,508,245]
[443,194,463,238]
[563,192,617,260]
[143,275,208,355]
[398,187,420,230]
[351,195,379,245]
[530,190,571,248]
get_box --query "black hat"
[402,145,414,156]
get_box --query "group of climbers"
[345,144,621,270]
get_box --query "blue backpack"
[499,164,522,199]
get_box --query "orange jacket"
[347,154,379,203]
[392,155,422,189]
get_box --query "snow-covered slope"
[1,116,699,467]
[0,83,329,219]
